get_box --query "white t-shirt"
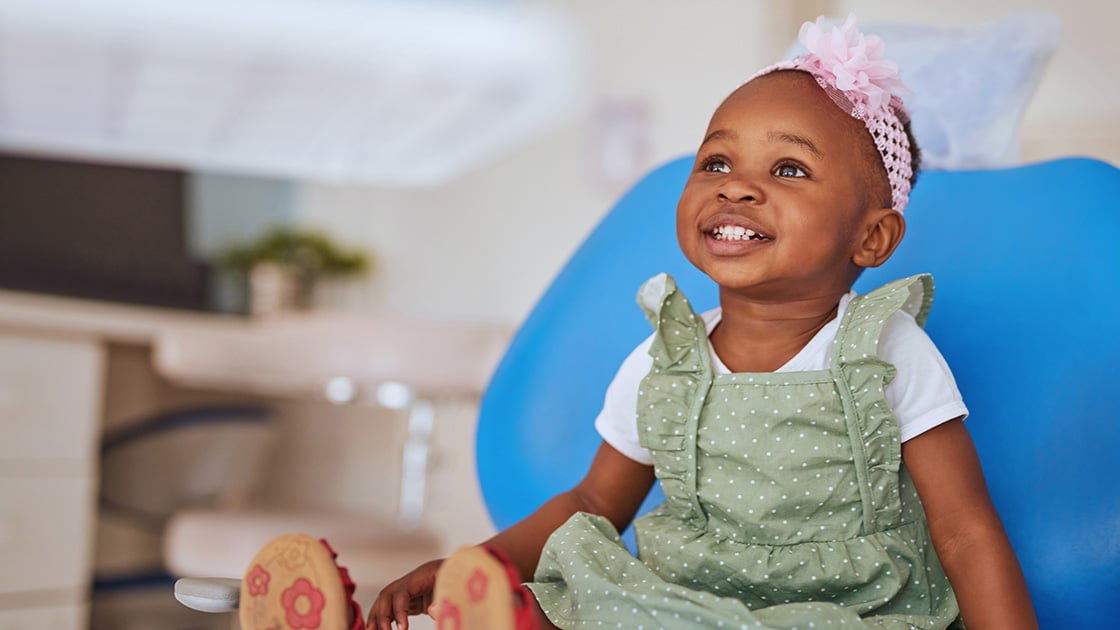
[596,291,969,466]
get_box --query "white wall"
[294,0,1117,326]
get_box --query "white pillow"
[785,11,1061,170]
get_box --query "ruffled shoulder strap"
[827,274,934,533]
[636,273,711,377]
[830,274,933,370]
[635,273,711,525]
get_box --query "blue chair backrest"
[477,157,1120,628]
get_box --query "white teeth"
[712,225,764,241]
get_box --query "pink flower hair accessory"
[748,14,915,212]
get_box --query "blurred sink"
[153,313,511,400]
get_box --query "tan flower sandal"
[432,545,538,630]
[239,533,363,630]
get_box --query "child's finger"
[366,599,398,630]
[407,593,428,616]
[366,611,387,630]
[392,590,412,630]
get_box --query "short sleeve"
[879,309,969,442]
[594,334,656,465]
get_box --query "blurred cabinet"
[0,288,239,630]
[0,332,103,629]
[0,287,507,628]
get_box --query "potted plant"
[217,228,371,316]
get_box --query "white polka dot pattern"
[526,274,960,628]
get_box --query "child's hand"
[366,558,444,630]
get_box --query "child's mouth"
[709,225,772,242]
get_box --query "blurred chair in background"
[96,405,273,629]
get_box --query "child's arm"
[485,441,656,580]
[902,418,1038,629]
[367,441,655,630]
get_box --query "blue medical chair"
[477,157,1120,629]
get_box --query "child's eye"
[702,159,731,174]
[775,163,807,178]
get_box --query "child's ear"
[852,208,905,269]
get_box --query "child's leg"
[239,533,363,630]
[432,545,554,630]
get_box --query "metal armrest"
[173,577,242,613]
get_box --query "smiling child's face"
[676,71,894,302]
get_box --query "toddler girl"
[221,14,1034,630]
[367,13,1030,627]
[362,13,1037,630]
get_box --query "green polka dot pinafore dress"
[526,273,963,629]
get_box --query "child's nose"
[716,175,764,204]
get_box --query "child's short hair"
[903,117,922,189]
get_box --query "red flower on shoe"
[467,569,489,602]
[247,564,271,596]
[280,539,311,570]
[281,577,326,629]
[437,599,461,630]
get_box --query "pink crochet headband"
[748,14,914,212]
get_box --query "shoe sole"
[239,533,353,630]
[432,546,520,630]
